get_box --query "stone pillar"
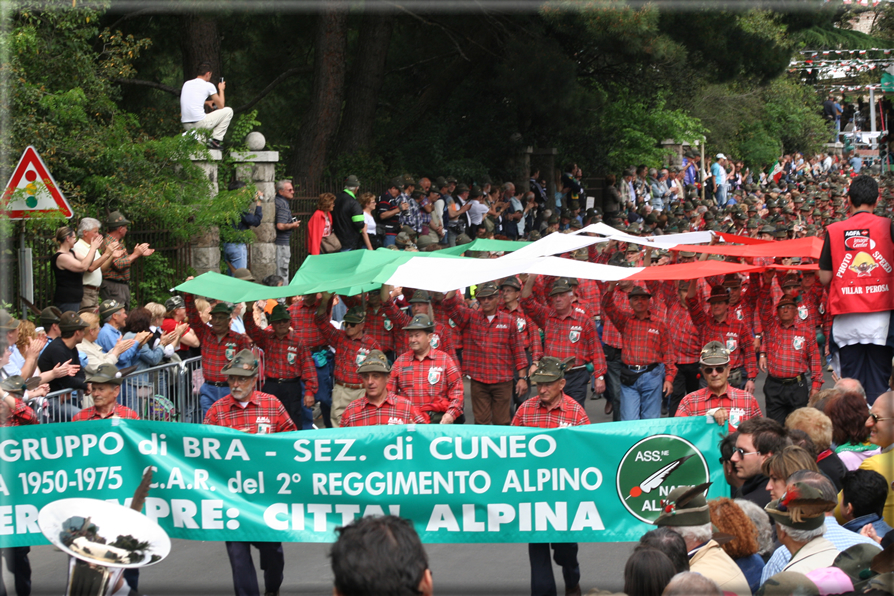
[231,132,280,281]
[190,149,223,276]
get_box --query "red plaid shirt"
[388,348,464,422]
[521,296,607,376]
[100,235,133,283]
[599,287,629,349]
[444,295,527,383]
[243,315,318,397]
[313,313,380,385]
[340,393,427,427]
[686,296,758,380]
[382,300,457,364]
[499,303,544,362]
[289,299,329,350]
[204,391,297,433]
[758,292,823,389]
[575,279,603,319]
[186,294,252,383]
[602,289,677,383]
[511,393,590,428]
[3,399,38,426]
[343,296,395,353]
[657,283,702,363]
[675,386,762,431]
[72,404,139,421]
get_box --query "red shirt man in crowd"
[72,364,140,421]
[341,349,425,427]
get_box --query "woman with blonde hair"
[52,225,102,312]
[708,497,764,594]
[786,407,847,490]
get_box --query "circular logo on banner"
[616,435,711,524]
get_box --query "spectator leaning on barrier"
[36,311,87,421]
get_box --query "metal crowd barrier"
[33,356,206,424]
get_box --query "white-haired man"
[73,217,122,310]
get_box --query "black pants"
[604,345,623,422]
[262,379,304,428]
[764,375,809,426]
[0,547,30,596]
[563,368,590,408]
[839,343,893,405]
[528,543,580,596]
[671,362,701,417]
[225,541,284,596]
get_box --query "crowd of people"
[3,143,894,595]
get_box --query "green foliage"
[226,110,261,150]
[326,151,389,189]
[135,252,178,306]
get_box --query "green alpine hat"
[550,278,574,296]
[344,175,361,187]
[104,210,130,230]
[210,302,233,316]
[99,299,125,322]
[234,268,256,282]
[500,276,521,290]
[700,341,730,366]
[833,543,882,590]
[0,375,41,396]
[343,306,367,325]
[402,313,434,332]
[357,349,391,374]
[476,282,499,298]
[59,311,89,332]
[268,304,291,323]
[755,572,820,596]
[39,306,62,327]
[86,363,136,385]
[764,481,837,530]
[409,290,431,303]
[221,349,260,377]
[530,356,574,384]
[653,483,712,527]
[0,310,19,331]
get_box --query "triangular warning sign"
[2,146,73,220]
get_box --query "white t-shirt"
[468,201,489,225]
[180,79,218,123]
[73,238,102,287]
[364,211,377,236]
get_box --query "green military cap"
[759,225,776,234]
[700,341,730,365]
[402,174,416,187]
[678,250,697,258]
[722,273,742,288]
[0,310,19,331]
[401,225,417,239]
[59,311,89,332]
[357,349,391,374]
[707,285,730,303]
[832,543,882,590]
[104,210,130,230]
[99,299,125,322]
[0,375,41,396]
[530,356,574,384]
[673,207,684,216]
[476,282,499,298]
[683,202,694,211]
[734,210,747,220]
[402,313,434,332]
[389,177,403,189]
[755,572,821,596]
[628,286,651,298]
[86,363,136,385]
[613,223,628,233]
[783,206,794,215]
[40,306,62,326]
[500,276,521,290]
[455,183,470,194]
[703,211,715,221]
[864,574,894,594]
[210,302,233,316]
[644,213,658,224]
[395,232,413,246]
[547,215,559,225]
[165,296,184,312]
[268,303,291,323]
[573,247,588,260]
[234,268,256,282]
[793,195,805,204]
[626,243,640,253]
[409,290,431,303]
[569,219,582,230]
[344,306,367,324]
[653,483,712,527]
[434,176,448,189]
[627,222,643,233]
[774,227,789,239]
[560,209,572,219]
[416,234,436,249]
[456,233,473,245]
[446,176,457,184]
[528,230,542,241]
[747,218,760,228]
[550,278,574,295]
[221,349,260,377]
[764,481,837,530]
[344,174,361,187]
[469,186,483,199]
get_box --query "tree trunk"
[333,12,394,156]
[180,15,221,83]
[288,3,348,188]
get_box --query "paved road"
[12,367,833,595]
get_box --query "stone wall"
[189,149,223,276]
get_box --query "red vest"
[827,212,894,316]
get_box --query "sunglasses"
[869,412,894,423]
[701,366,728,374]
[734,447,760,458]
[345,322,359,328]
[478,295,498,301]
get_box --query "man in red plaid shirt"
[380,287,457,364]
[521,275,606,409]
[676,341,761,432]
[388,314,464,424]
[512,356,586,596]
[757,293,823,425]
[341,350,426,427]
[290,294,335,428]
[602,282,676,421]
[686,283,758,394]
[244,303,318,430]
[443,281,528,425]
[72,364,140,421]
[0,375,39,426]
[659,280,703,416]
[499,276,543,409]
[184,282,252,418]
[203,349,295,596]
[314,295,380,428]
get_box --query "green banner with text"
[0,417,724,547]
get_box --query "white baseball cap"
[716,153,726,160]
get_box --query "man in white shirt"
[73,217,121,311]
[180,62,232,150]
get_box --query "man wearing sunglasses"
[442,281,528,425]
[851,391,894,526]
[730,417,789,509]
[676,341,761,431]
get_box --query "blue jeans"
[714,184,728,207]
[223,243,248,272]
[619,364,664,421]
[382,234,397,247]
[200,383,231,420]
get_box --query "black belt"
[104,278,127,284]
[206,380,228,387]
[267,377,301,383]
[626,363,659,373]
[769,374,804,385]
